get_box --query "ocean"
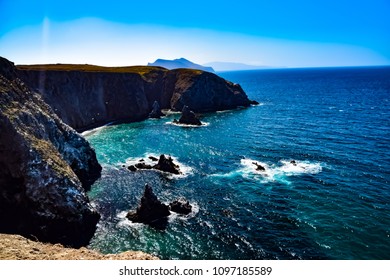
[85,66,390,259]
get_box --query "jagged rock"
[253,162,266,171]
[0,56,101,247]
[148,156,158,162]
[127,165,137,172]
[148,100,165,119]
[153,154,181,174]
[127,184,170,229]
[175,105,202,126]
[169,198,192,215]
[135,162,153,169]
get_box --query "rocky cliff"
[0,57,101,247]
[17,64,256,131]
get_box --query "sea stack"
[127,184,170,229]
[175,105,202,126]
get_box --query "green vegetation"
[17,64,168,76]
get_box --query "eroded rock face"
[17,65,256,131]
[0,57,101,247]
[127,184,170,229]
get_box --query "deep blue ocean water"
[85,66,390,259]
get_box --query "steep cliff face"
[0,57,101,247]
[18,64,255,131]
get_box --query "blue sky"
[0,0,389,67]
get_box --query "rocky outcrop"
[17,63,256,131]
[127,154,181,175]
[169,198,192,215]
[0,57,101,247]
[127,184,170,229]
[174,105,202,126]
[153,154,181,174]
[148,100,165,119]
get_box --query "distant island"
[204,61,273,72]
[147,58,215,72]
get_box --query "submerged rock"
[169,198,192,215]
[174,105,202,126]
[253,162,266,171]
[127,184,170,229]
[148,100,165,119]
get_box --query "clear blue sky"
[1,0,389,67]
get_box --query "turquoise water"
[86,67,390,259]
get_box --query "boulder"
[148,100,165,119]
[175,105,202,126]
[153,154,181,174]
[169,198,192,215]
[126,184,170,229]
[134,162,153,169]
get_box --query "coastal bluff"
[0,57,101,247]
[17,63,256,131]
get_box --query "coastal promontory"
[17,63,256,131]
[0,57,101,247]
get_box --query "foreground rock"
[0,234,158,260]
[0,57,101,247]
[169,198,192,215]
[17,62,257,131]
[127,184,170,229]
[174,105,202,126]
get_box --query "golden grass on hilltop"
[0,234,158,260]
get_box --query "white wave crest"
[165,121,210,128]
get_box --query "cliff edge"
[0,57,101,247]
[17,63,256,131]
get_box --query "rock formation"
[17,63,257,131]
[153,154,181,174]
[169,198,192,215]
[127,154,181,175]
[148,100,165,119]
[174,105,202,126]
[0,57,101,247]
[127,184,170,229]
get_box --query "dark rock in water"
[253,162,266,171]
[149,156,158,162]
[127,165,137,172]
[175,105,202,126]
[169,198,192,215]
[153,154,181,174]
[148,100,165,119]
[250,100,260,105]
[135,162,153,169]
[290,160,297,166]
[127,184,170,229]
[0,56,101,248]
